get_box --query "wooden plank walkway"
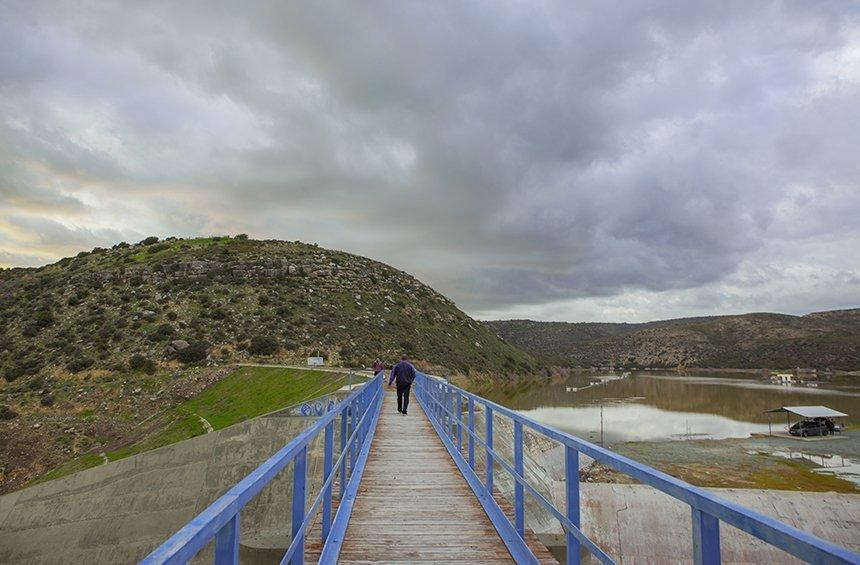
[337,390,556,564]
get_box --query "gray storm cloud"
[0,1,858,321]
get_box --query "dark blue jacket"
[388,361,416,387]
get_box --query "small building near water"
[773,372,795,385]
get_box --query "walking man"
[388,353,416,415]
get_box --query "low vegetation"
[0,236,536,379]
[487,310,860,370]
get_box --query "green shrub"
[175,342,208,364]
[153,323,175,340]
[21,324,40,337]
[129,354,156,374]
[4,357,43,382]
[0,405,17,420]
[67,355,93,372]
[248,335,278,356]
[140,236,159,245]
[35,309,55,328]
[3,365,25,382]
[40,394,55,407]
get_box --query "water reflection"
[768,449,860,487]
[521,403,777,442]
[493,372,860,443]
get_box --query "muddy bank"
[602,431,860,492]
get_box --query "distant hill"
[485,309,860,370]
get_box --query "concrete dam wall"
[0,404,339,564]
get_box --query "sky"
[1,1,859,323]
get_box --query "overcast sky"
[1,1,859,322]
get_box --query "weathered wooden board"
[336,390,557,564]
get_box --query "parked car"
[813,417,844,433]
[789,419,829,437]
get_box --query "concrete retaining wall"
[0,411,334,564]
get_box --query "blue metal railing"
[141,373,384,565]
[413,372,860,565]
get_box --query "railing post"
[436,383,442,423]
[485,405,494,494]
[449,386,456,439]
[468,397,475,469]
[291,446,307,565]
[565,446,580,565]
[350,400,357,471]
[456,390,463,452]
[322,421,334,542]
[514,420,524,538]
[444,384,450,436]
[692,508,721,565]
[213,513,239,565]
[357,395,364,446]
[340,407,347,499]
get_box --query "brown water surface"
[490,372,860,443]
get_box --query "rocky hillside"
[0,236,535,380]
[0,236,537,492]
[486,309,860,370]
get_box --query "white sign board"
[307,356,324,367]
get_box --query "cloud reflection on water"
[519,402,774,443]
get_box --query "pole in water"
[600,404,604,447]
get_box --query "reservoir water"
[490,372,860,444]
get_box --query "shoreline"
[563,366,860,376]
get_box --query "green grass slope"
[24,366,348,489]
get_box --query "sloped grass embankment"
[34,367,348,485]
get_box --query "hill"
[0,236,536,491]
[0,236,535,377]
[486,309,860,370]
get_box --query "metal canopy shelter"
[764,406,848,436]
[766,406,848,419]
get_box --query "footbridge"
[142,373,860,564]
